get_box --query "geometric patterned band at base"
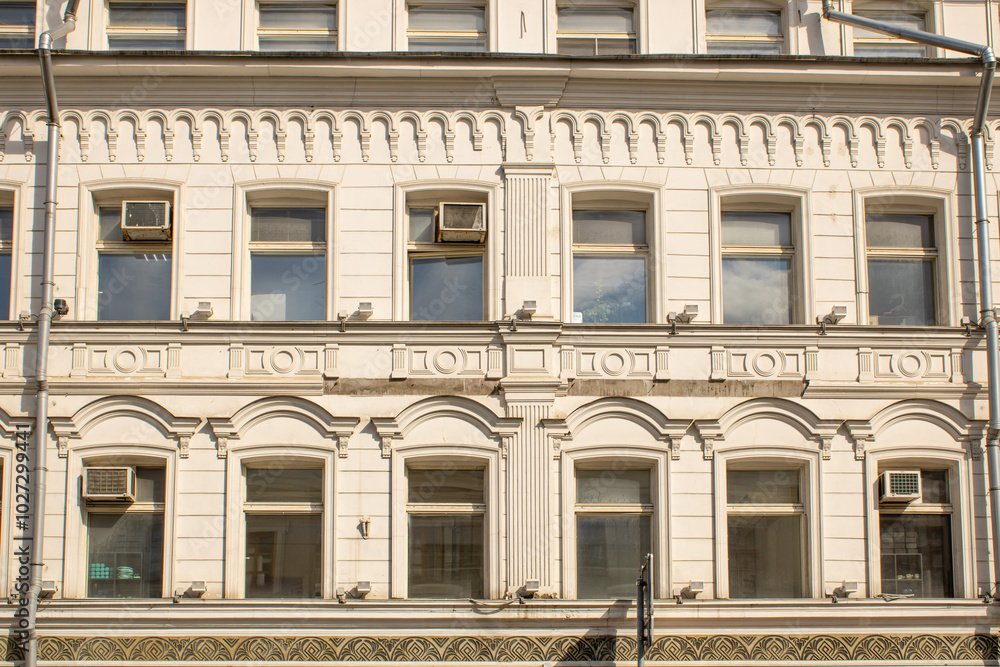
[25,633,1000,662]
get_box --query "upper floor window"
[0,203,11,319]
[407,3,486,52]
[0,1,35,48]
[853,7,928,57]
[97,200,172,320]
[866,210,937,325]
[575,467,652,599]
[721,211,795,324]
[556,5,636,55]
[705,3,782,54]
[572,209,648,323]
[249,206,327,321]
[107,0,186,50]
[258,1,337,51]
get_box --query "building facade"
[1,0,1000,664]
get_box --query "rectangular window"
[86,467,165,598]
[556,5,636,55]
[244,466,323,598]
[0,205,11,319]
[97,205,172,320]
[879,469,954,598]
[249,207,326,321]
[727,468,805,598]
[572,209,647,323]
[705,6,782,55]
[407,4,486,52]
[575,468,652,599]
[0,1,35,48]
[721,211,795,324]
[866,211,936,325]
[407,467,485,598]
[408,206,484,321]
[854,10,928,57]
[258,1,337,51]
[107,1,186,50]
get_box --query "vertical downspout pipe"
[822,0,1000,595]
[29,3,78,666]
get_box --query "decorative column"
[501,163,555,318]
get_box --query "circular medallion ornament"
[112,347,142,373]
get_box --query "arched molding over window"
[694,397,842,460]
[49,396,201,459]
[543,396,690,460]
[845,399,985,461]
[207,396,359,459]
[372,395,520,460]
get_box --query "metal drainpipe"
[29,3,78,666]
[822,0,1000,595]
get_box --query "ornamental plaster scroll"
[206,396,359,459]
[371,396,521,460]
[48,396,201,459]
[542,397,690,460]
[845,399,987,462]
[693,398,842,460]
[0,108,981,172]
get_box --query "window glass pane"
[572,255,646,324]
[706,41,782,55]
[867,258,935,325]
[557,7,634,33]
[408,5,485,31]
[557,38,599,55]
[88,512,164,598]
[250,254,326,321]
[577,469,650,504]
[920,470,949,504]
[99,206,126,241]
[134,467,165,503]
[108,36,185,49]
[880,513,953,597]
[410,255,483,321]
[408,514,483,598]
[251,207,325,243]
[727,469,800,504]
[0,253,9,319]
[246,514,322,598]
[408,468,484,504]
[573,210,645,245]
[576,514,651,598]
[409,208,436,243]
[407,37,485,51]
[854,10,925,36]
[706,9,781,35]
[0,207,11,243]
[866,212,934,248]
[596,38,636,55]
[109,2,185,28]
[0,2,34,27]
[722,256,793,324]
[0,34,33,47]
[728,513,802,598]
[722,211,791,246]
[853,43,927,57]
[98,253,172,320]
[247,467,323,503]
[258,36,337,50]
[259,3,337,30]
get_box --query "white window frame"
[560,448,668,600]
[390,446,501,599]
[553,0,638,56]
[866,453,972,598]
[393,180,499,321]
[233,180,338,321]
[713,448,822,599]
[103,0,189,50]
[0,0,36,48]
[393,0,497,52]
[560,182,665,324]
[853,188,956,326]
[224,446,336,599]
[703,0,786,55]
[847,0,940,57]
[545,0,646,54]
[0,427,16,600]
[246,0,345,51]
[709,185,814,325]
[77,180,184,321]
[0,182,26,320]
[694,0,793,54]
[63,445,177,599]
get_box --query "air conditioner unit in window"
[82,466,136,502]
[879,470,922,504]
[121,201,171,241]
[437,202,486,242]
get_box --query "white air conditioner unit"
[879,470,922,504]
[83,466,136,502]
[437,202,486,242]
[121,201,171,241]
